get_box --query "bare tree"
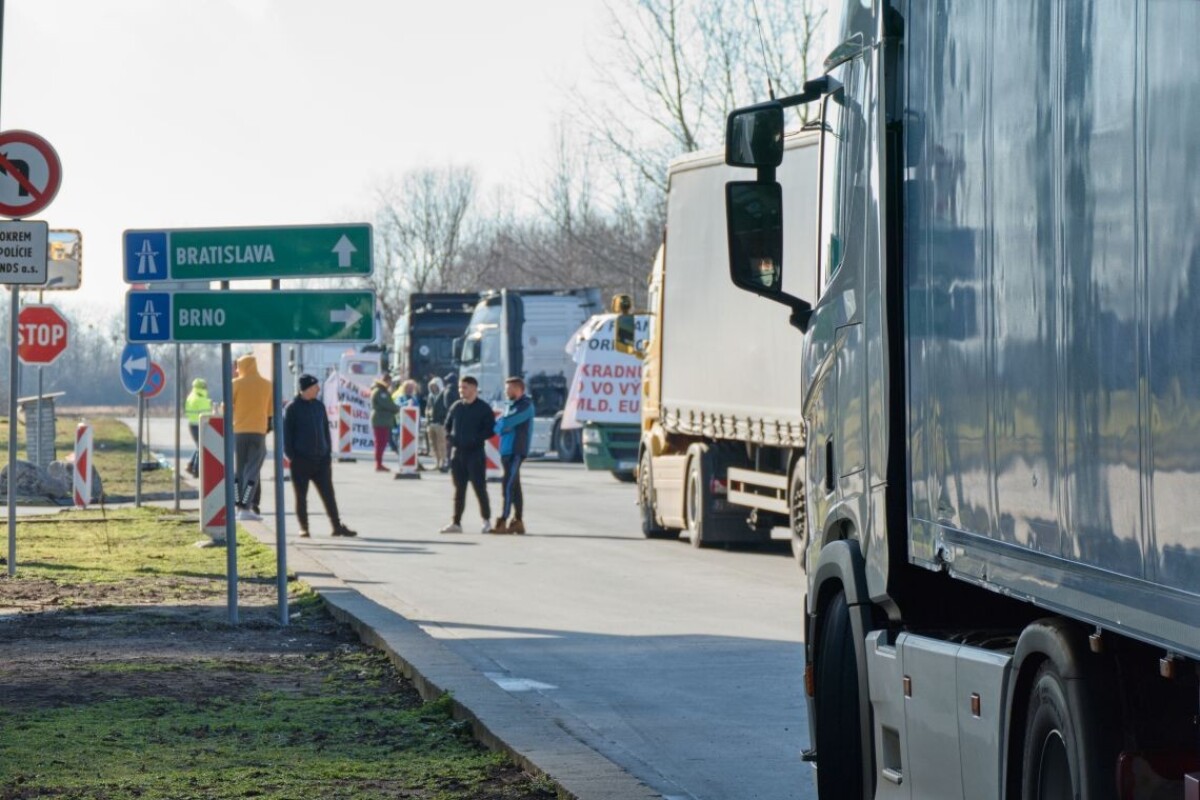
[577,0,826,199]
[370,166,477,331]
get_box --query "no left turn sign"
[0,130,62,219]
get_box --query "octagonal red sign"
[17,303,69,365]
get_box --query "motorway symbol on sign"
[143,362,166,400]
[125,290,376,344]
[0,220,48,286]
[120,342,151,395]
[122,224,373,283]
[17,304,69,365]
[0,130,62,219]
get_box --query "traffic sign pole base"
[393,472,421,480]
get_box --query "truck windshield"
[468,300,502,329]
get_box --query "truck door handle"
[825,438,835,494]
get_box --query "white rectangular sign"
[0,220,48,285]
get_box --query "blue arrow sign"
[120,342,150,395]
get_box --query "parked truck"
[391,292,480,388]
[721,2,1200,798]
[563,303,651,482]
[457,288,602,459]
[637,133,819,547]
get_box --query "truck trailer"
[457,288,602,459]
[721,1,1200,797]
[637,133,819,547]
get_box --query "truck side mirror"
[726,180,812,330]
[451,337,464,363]
[726,102,785,169]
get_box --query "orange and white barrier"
[395,406,420,478]
[199,415,227,538]
[336,402,355,461]
[73,422,93,508]
[486,409,503,481]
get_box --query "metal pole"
[34,291,41,473]
[7,287,18,577]
[271,280,287,625]
[221,282,238,625]
[134,391,143,507]
[173,343,181,512]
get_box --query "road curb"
[247,524,661,800]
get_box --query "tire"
[788,459,807,568]
[638,450,675,539]
[611,470,636,483]
[555,424,582,463]
[1019,662,1113,800]
[814,592,865,800]
[685,445,713,548]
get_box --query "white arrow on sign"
[332,235,357,268]
[330,305,363,330]
[123,355,148,374]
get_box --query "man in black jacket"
[440,376,495,534]
[283,374,357,539]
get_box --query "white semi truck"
[721,1,1200,797]
[637,132,819,547]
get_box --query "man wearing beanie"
[282,374,357,539]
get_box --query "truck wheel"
[788,460,807,568]
[1019,662,1112,800]
[685,445,714,548]
[814,592,865,800]
[555,424,582,463]
[638,450,675,539]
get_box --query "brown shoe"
[508,519,526,535]
[492,517,509,534]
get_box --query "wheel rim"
[1036,729,1071,800]
[639,454,653,514]
[790,469,806,538]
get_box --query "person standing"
[282,374,357,539]
[232,354,272,521]
[440,376,495,534]
[425,377,450,471]
[184,378,213,477]
[492,377,535,534]
[370,373,400,472]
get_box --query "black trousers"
[451,448,490,524]
[501,454,524,521]
[291,455,341,531]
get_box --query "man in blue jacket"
[493,376,535,534]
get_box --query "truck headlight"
[582,427,601,444]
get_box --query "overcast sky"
[3,0,606,319]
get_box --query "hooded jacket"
[184,380,213,425]
[232,355,273,435]
[370,378,401,429]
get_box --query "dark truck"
[391,293,479,387]
[722,2,1200,798]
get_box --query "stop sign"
[18,304,69,365]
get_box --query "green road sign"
[124,223,373,282]
[126,290,376,343]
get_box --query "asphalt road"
[140,416,815,800]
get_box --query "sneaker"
[492,518,509,534]
[236,509,262,521]
[331,524,358,538]
[439,522,463,534]
[297,529,311,539]
[481,520,493,534]
[509,519,526,535]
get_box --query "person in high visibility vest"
[184,378,213,477]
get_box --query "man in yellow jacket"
[184,378,213,477]
[232,354,273,521]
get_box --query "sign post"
[0,127,58,577]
